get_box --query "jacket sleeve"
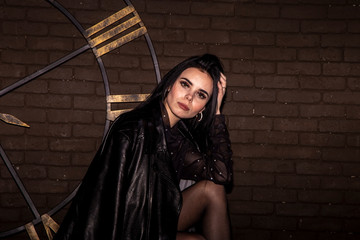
[180,115,233,184]
[54,125,132,240]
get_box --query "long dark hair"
[141,54,224,133]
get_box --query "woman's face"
[164,67,213,127]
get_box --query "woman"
[54,54,233,240]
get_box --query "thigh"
[178,181,208,231]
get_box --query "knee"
[200,180,226,202]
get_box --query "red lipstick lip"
[178,102,189,111]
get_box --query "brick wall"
[1,0,360,239]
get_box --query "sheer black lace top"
[161,103,233,184]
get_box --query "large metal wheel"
[0,0,160,238]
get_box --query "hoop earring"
[197,111,203,122]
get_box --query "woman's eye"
[180,81,189,88]
[197,92,207,100]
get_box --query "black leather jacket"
[54,99,181,240]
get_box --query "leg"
[177,180,231,240]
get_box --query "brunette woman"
[54,54,233,240]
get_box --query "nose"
[186,94,193,102]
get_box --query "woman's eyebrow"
[181,77,210,97]
[181,77,193,86]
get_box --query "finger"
[220,73,227,87]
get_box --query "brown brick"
[73,124,104,138]
[252,216,298,230]
[319,119,360,133]
[276,175,320,189]
[25,94,72,108]
[322,148,360,162]
[298,190,343,203]
[0,64,26,78]
[274,119,318,132]
[233,88,275,102]
[344,191,360,204]
[300,133,345,147]
[281,6,327,19]
[322,204,360,218]
[48,166,87,180]
[27,36,73,51]
[299,76,346,90]
[167,15,209,29]
[1,36,26,50]
[277,34,320,47]
[212,17,254,31]
[300,105,345,118]
[228,186,252,201]
[301,20,346,33]
[348,20,360,33]
[296,162,342,175]
[223,102,254,116]
[229,130,253,143]
[233,61,276,74]
[276,203,319,216]
[235,172,274,186]
[347,135,360,147]
[26,123,72,137]
[48,80,96,95]
[27,8,71,23]
[253,188,297,202]
[236,4,279,17]
[49,139,96,152]
[299,218,343,231]
[298,48,342,62]
[254,131,298,145]
[254,103,298,117]
[1,136,47,151]
[277,62,321,75]
[2,21,48,36]
[49,23,80,37]
[320,176,350,190]
[229,201,274,214]
[231,32,275,46]
[328,5,360,19]
[346,106,360,119]
[233,158,250,172]
[348,77,360,90]
[324,63,360,76]
[251,159,295,173]
[186,30,229,44]
[277,90,321,103]
[26,180,68,194]
[255,75,299,89]
[254,47,296,61]
[1,6,26,20]
[2,50,49,65]
[146,29,185,43]
[47,109,93,123]
[191,2,234,16]
[231,229,271,240]
[163,43,207,57]
[147,1,190,15]
[256,19,299,32]
[209,45,253,60]
[345,49,360,63]
[229,215,252,228]
[73,96,105,110]
[322,34,360,47]
[228,117,272,130]
[25,151,71,166]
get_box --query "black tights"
[176,180,231,240]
